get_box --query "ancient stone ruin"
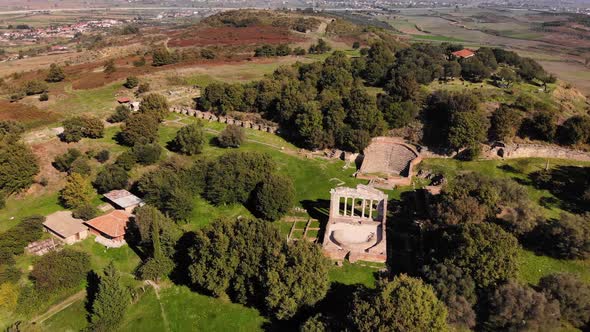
[170,107,278,134]
[356,137,421,189]
[322,184,388,263]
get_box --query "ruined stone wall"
[484,144,590,162]
[170,106,279,134]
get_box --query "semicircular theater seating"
[361,142,418,176]
[330,224,382,251]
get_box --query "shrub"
[45,63,65,82]
[200,48,216,59]
[69,157,91,176]
[171,122,205,155]
[53,148,83,172]
[23,80,48,95]
[217,124,245,148]
[123,76,139,89]
[39,92,49,101]
[95,150,110,163]
[137,83,150,94]
[107,105,132,123]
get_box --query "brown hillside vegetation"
[167,25,304,48]
[0,101,59,128]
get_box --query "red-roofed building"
[452,49,475,59]
[117,97,131,104]
[85,210,131,245]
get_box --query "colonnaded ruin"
[357,137,421,189]
[322,184,388,263]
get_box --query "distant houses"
[451,49,475,59]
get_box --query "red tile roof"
[85,210,131,238]
[117,97,131,103]
[452,49,475,58]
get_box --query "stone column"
[351,198,355,217]
[368,200,373,220]
[361,199,366,218]
[343,197,347,216]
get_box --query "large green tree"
[0,141,39,196]
[89,262,131,331]
[171,122,205,155]
[93,165,128,194]
[188,218,329,320]
[539,273,590,328]
[351,274,448,332]
[119,113,159,146]
[45,63,65,82]
[252,174,295,220]
[139,93,169,121]
[59,173,95,209]
[447,223,519,288]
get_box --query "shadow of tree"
[529,165,590,213]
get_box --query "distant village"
[0,19,124,44]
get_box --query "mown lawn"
[0,193,61,233]
[328,261,380,288]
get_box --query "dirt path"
[145,280,170,332]
[30,290,86,324]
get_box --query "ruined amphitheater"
[357,137,421,189]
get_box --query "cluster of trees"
[61,115,104,142]
[200,52,386,151]
[135,151,294,221]
[254,44,303,57]
[187,218,328,319]
[152,46,182,67]
[0,120,39,206]
[16,249,90,315]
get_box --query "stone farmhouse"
[42,211,89,245]
[322,184,388,263]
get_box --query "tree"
[351,274,448,332]
[447,109,488,154]
[443,61,462,80]
[559,115,590,146]
[89,263,131,332]
[53,148,83,172]
[476,47,498,70]
[491,105,522,142]
[205,152,275,205]
[30,249,90,293]
[460,57,491,82]
[46,63,65,82]
[69,157,91,176]
[539,273,590,328]
[123,76,139,89]
[486,280,560,331]
[103,59,116,75]
[61,116,104,142]
[385,71,420,102]
[217,124,245,148]
[73,203,98,221]
[530,111,557,141]
[23,80,48,95]
[188,218,329,319]
[59,173,94,209]
[171,122,205,155]
[107,105,132,123]
[93,165,128,194]
[252,174,295,220]
[131,143,162,165]
[536,213,590,259]
[139,93,169,121]
[447,223,519,288]
[119,113,159,146]
[0,142,39,196]
[295,101,325,150]
[152,47,173,66]
[308,39,331,54]
[0,282,18,313]
[495,67,517,87]
[422,263,476,329]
